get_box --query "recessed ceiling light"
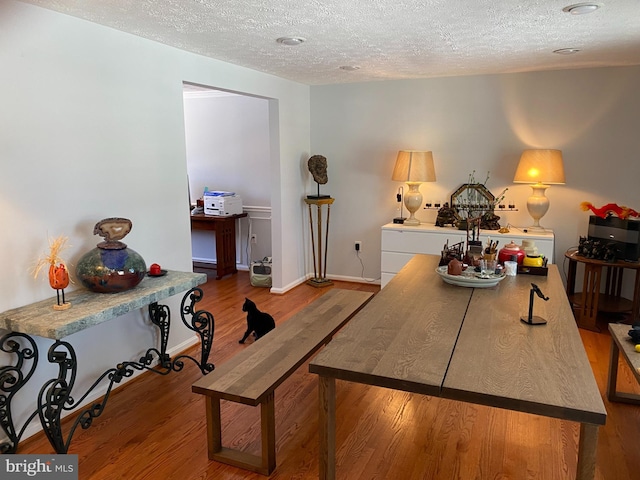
[339,66,361,71]
[562,3,601,15]
[276,37,305,46]
[553,48,581,55]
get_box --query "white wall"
[184,92,271,206]
[0,0,310,443]
[310,67,640,291]
[183,91,273,265]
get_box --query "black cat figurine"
[239,298,276,344]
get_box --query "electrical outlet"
[355,241,362,252]
[251,234,257,244]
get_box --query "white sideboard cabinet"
[381,223,555,288]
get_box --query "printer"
[204,193,243,216]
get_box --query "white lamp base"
[404,183,423,226]
[526,184,550,231]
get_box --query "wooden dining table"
[309,254,606,480]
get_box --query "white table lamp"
[392,150,436,226]
[513,149,565,231]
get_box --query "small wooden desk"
[565,249,640,331]
[310,255,606,480]
[607,323,640,404]
[190,213,247,280]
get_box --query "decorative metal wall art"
[451,183,495,220]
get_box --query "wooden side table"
[607,323,640,404]
[190,213,248,279]
[565,249,640,331]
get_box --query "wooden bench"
[191,288,374,475]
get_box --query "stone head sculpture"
[308,155,328,185]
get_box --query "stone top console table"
[0,270,206,339]
[0,271,215,454]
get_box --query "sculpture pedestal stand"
[305,197,334,287]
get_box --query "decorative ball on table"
[76,217,147,293]
[148,263,166,276]
[33,235,72,310]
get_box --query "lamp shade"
[392,150,436,183]
[513,149,565,185]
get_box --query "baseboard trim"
[269,275,307,294]
[192,260,249,272]
[326,274,381,285]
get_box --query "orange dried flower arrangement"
[33,235,72,310]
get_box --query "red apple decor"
[149,263,162,275]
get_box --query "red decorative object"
[49,263,71,310]
[498,241,525,265]
[48,264,70,290]
[34,235,72,310]
[580,201,640,220]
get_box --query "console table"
[0,271,215,454]
[381,223,555,287]
[190,213,247,279]
[565,249,640,331]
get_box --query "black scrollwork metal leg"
[148,302,171,368]
[37,340,136,454]
[0,333,39,453]
[126,288,215,375]
[2,285,215,454]
[176,287,215,374]
[134,288,215,375]
[37,340,76,453]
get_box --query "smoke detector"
[276,37,306,46]
[562,3,601,15]
[553,48,581,55]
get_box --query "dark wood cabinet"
[565,249,640,331]
[190,213,247,280]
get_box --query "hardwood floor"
[19,270,640,479]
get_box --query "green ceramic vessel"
[76,246,146,293]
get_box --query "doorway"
[182,83,273,278]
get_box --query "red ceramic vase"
[498,242,525,265]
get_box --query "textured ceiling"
[19,0,640,85]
